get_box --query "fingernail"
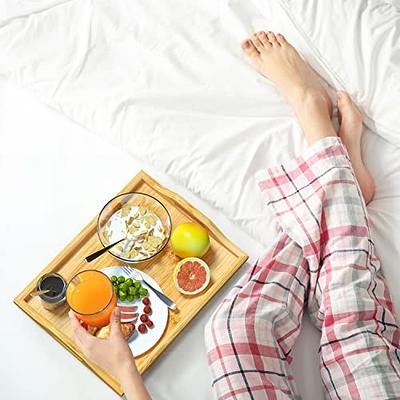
[244,40,250,48]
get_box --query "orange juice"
[67,270,116,327]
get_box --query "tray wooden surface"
[14,171,248,395]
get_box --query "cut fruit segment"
[173,257,210,296]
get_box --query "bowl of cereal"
[97,192,172,263]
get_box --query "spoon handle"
[30,289,50,298]
[85,238,125,263]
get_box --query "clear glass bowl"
[97,192,172,263]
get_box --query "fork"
[121,266,177,310]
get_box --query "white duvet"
[1,0,400,393]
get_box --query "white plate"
[101,266,169,357]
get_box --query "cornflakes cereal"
[103,204,166,261]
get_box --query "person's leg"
[205,32,339,399]
[241,31,336,145]
[205,234,307,399]
[337,91,375,204]
[244,31,400,398]
[241,31,375,205]
[259,135,400,398]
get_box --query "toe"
[251,32,264,52]
[257,31,271,48]
[266,31,279,46]
[241,39,260,61]
[276,33,287,45]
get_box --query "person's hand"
[69,307,136,381]
[69,307,151,400]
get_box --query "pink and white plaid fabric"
[205,137,400,399]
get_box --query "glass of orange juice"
[66,270,116,327]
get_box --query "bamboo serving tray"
[14,170,248,395]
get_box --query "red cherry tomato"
[142,297,151,306]
[140,314,148,322]
[146,319,154,328]
[144,306,152,314]
[138,324,147,334]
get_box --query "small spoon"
[85,237,125,263]
[30,289,50,298]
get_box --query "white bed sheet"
[1,0,400,398]
[1,0,400,249]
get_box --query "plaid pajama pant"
[205,137,400,399]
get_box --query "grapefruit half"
[173,257,210,296]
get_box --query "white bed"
[1,0,400,399]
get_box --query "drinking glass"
[67,270,116,327]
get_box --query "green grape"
[117,276,125,283]
[128,287,137,296]
[139,287,148,296]
[111,275,117,283]
[134,281,141,289]
[125,278,134,287]
[119,290,127,300]
[119,283,128,292]
[127,294,134,302]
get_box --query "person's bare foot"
[241,31,336,144]
[337,91,375,204]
